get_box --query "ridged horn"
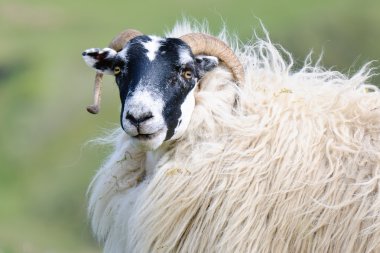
[87,29,143,114]
[180,33,244,84]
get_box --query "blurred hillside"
[0,0,379,252]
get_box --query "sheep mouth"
[133,129,163,140]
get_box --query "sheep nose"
[126,111,153,127]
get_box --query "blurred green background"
[0,0,379,252]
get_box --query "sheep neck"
[144,142,170,177]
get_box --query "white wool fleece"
[88,20,380,253]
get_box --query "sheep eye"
[114,66,121,75]
[182,70,192,79]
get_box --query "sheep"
[81,21,380,253]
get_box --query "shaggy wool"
[88,20,380,253]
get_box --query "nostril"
[140,112,153,122]
[126,111,153,126]
[126,112,138,126]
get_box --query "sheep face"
[82,35,218,150]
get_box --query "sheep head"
[82,29,244,150]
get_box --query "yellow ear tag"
[114,66,121,75]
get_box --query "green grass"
[0,0,379,252]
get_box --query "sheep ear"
[82,48,117,75]
[195,55,219,78]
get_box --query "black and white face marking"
[82,35,218,150]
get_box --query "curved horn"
[108,29,144,52]
[87,29,143,114]
[180,33,244,84]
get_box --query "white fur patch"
[83,54,97,68]
[122,87,166,149]
[171,86,196,140]
[142,36,162,61]
[179,48,193,64]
